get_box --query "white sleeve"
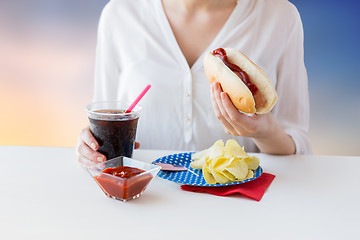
[272,6,312,155]
[92,2,121,102]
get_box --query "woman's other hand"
[76,126,106,168]
[76,127,141,167]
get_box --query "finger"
[211,83,232,123]
[220,92,261,135]
[210,83,222,118]
[80,127,99,151]
[220,92,254,126]
[211,83,238,135]
[213,83,229,118]
[77,155,100,168]
[219,91,253,136]
[77,138,106,163]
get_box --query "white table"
[1,146,359,240]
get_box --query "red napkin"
[180,173,275,201]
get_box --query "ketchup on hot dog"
[213,48,258,94]
[212,48,266,109]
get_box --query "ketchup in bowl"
[88,157,161,202]
[95,166,153,200]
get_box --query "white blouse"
[93,0,312,154]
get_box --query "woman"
[77,0,312,166]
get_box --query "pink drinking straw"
[125,84,152,113]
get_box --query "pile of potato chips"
[190,139,260,184]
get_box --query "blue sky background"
[290,0,360,155]
[0,0,359,155]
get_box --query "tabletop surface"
[1,146,359,240]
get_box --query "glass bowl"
[87,156,161,202]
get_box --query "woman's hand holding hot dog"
[211,82,295,155]
[205,48,295,154]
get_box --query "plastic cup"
[84,101,142,160]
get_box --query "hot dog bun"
[204,48,277,114]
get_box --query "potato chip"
[208,164,231,184]
[190,156,206,169]
[190,149,208,169]
[220,169,236,181]
[208,140,225,159]
[191,149,207,160]
[191,139,260,184]
[225,139,249,159]
[202,164,216,184]
[191,140,225,169]
[225,158,248,180]
[243,156,260,170]
[209,156,234,171]
[246,169,254,179]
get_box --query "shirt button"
[186,93,190,97]
[185,116,190,121]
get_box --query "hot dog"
[204,48,278,114]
